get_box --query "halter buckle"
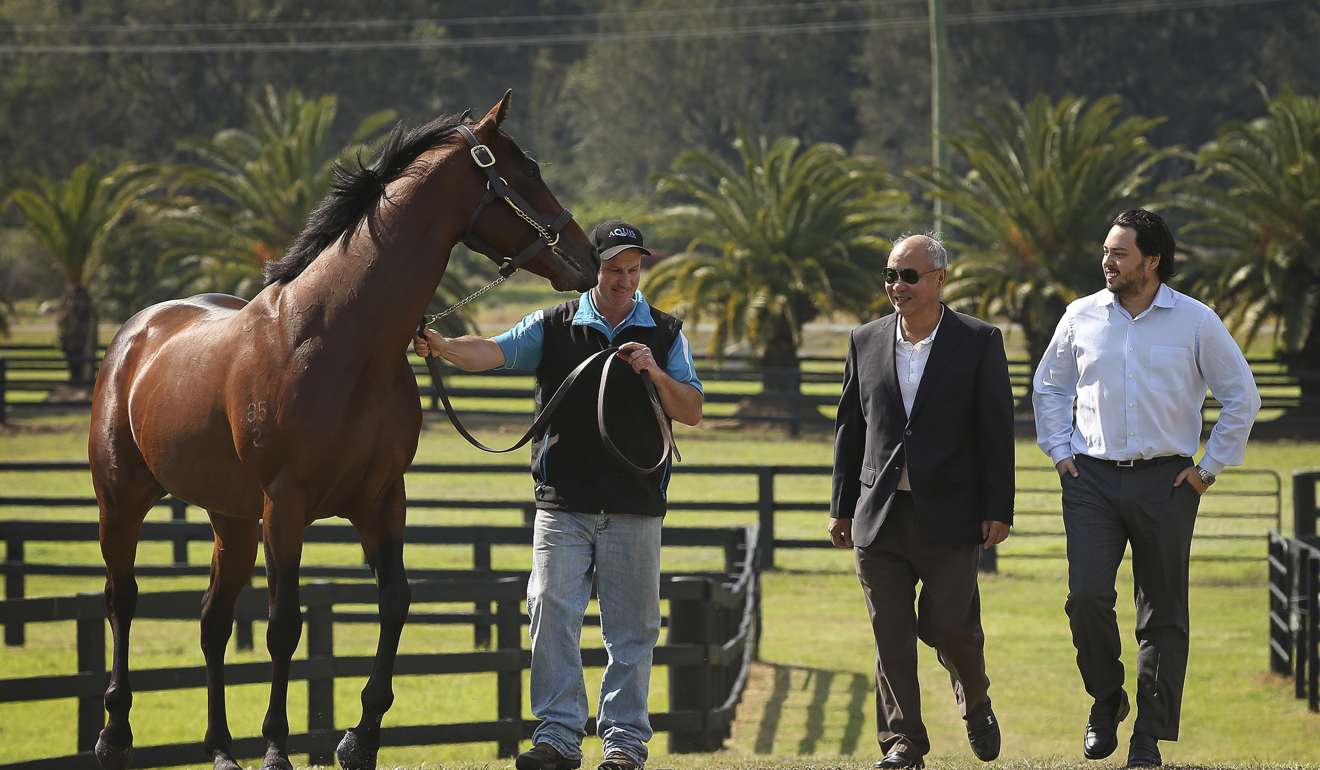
[470,144,496,168]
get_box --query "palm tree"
[911,95,1178,388]
[7,161,159,385]
[1178,90,1320,424]
[160,86,396,296]
[646,133,909,419]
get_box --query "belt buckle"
[1115,459,1136,469]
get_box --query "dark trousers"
[1063,456,1201,740]
[854,492,990,757]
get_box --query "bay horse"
[88,91,599,770]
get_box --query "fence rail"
[1269,471,1320,715]
[0,514,747,648]
[0,462,1281,596]
[2,351,1313,431]
[0,525,761,769]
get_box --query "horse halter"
[422,124,584,327]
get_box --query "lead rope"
[420,343,679,472]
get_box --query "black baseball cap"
[589,219,652,261]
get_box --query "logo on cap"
[591,219,651,261]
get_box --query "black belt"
[1076,454,1188,470]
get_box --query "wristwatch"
[1194,465,1216,488]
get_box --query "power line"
[0,0,1298,55]
[2,0,920,35]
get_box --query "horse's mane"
[263,111,472,286]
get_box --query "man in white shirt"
[1033,209,1261,768]
[831,233,1015,769]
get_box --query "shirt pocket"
[1148,344,1195,388]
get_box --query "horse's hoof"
[336,728,378,770]
[260,745,293,770]
[94,734,133,770]
[211,750,241,770]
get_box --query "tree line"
[0,2,1317,420]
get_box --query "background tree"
[854,1,1320,177]
[159,86,397,297]
[1179,90,1320,425]
[912,94,1177,392]
[159,85,481,334]
[6,161,159,384]
[646,133,909,420]
[555,0,866,198]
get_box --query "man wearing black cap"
[414,220,703,770]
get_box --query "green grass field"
[1,416,1319,769]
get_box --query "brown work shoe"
[597,749,642,770]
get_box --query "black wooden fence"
[0,526,761,770]
[0,512,748,648]
[0,461,1282,615]
[1268,471,1320,714]
[1,348,1311,432]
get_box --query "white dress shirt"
[1032,284,1260,474]
[895,309,943,490]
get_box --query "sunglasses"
[883,266,943,285]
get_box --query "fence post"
[495,593,523,759]
[0,358,7,425]
[1308,553,1319,712]
[169,499,189,564]
[473,535,492,649]
[235,578,254,651]
[306,602,335,766]
[979,545,998,574]
[756,471,775,570]
[668,579,717,753]
[5,537,24,645]
[1299,550,1312,702]
[1268,533,1293,676]
[722,531,744,577]
[76,611,106,753]
[1295,471,1319,540]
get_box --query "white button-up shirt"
[895,309,942,490]
[1032,284,1260,474]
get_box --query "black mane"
[263,111,471,285]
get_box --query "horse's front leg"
[200,513,259,770]
[337,478,411,770]
[258,491,306,770]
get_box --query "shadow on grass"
[748,663,870,756]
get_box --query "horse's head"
[460,91,599,292]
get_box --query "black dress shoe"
[874,746,925,769]
[515,743,582,770]
[1083,689,1130,760]
[966,706,1001,762]
[1126,732,1162,768]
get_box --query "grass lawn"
[1,417,1318,769]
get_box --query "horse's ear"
[478,89,513,128]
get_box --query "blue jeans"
[527,509,662,764]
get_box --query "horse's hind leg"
[338,478,411,770]
[201,512,259,770]
[92,450,163,770]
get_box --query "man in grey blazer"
[830,233,1015,769]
